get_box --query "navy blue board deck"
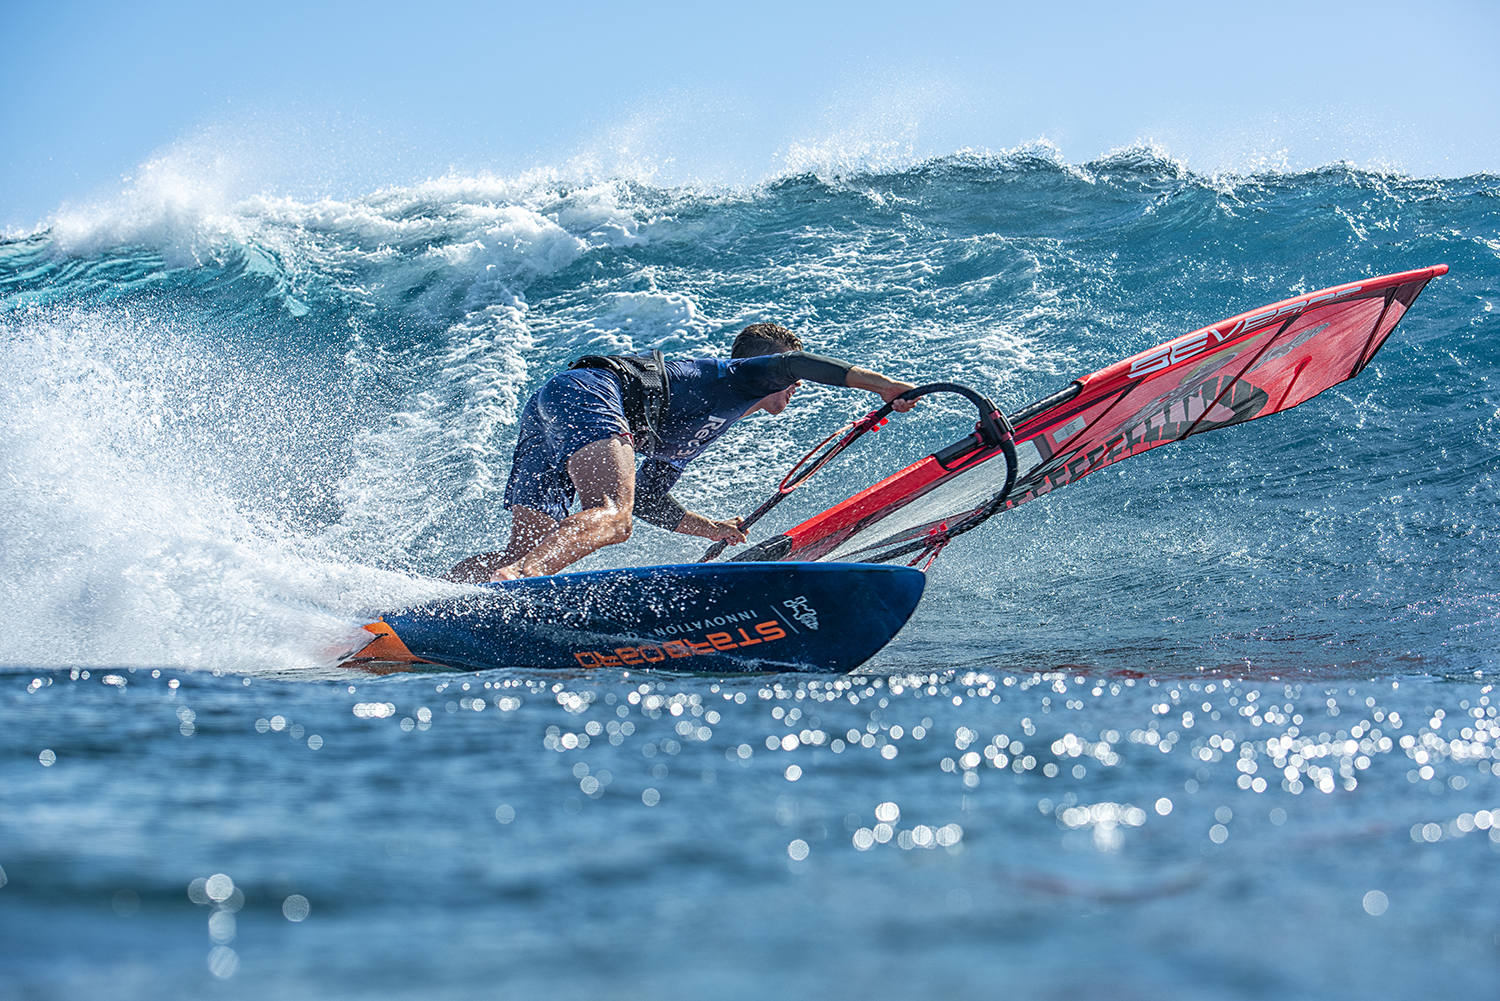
[348,562,926,673]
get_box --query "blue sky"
[3,0,1496,230]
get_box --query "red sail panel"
[773,265,1447,563]
[1002,266,1445,509]
[775,455,950,561]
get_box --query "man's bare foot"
[443,553,507,584]
[488,565,523,582]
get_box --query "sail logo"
[1017,375,1269,501]
[1127,286,1364,379]
[1127,324,1241,378]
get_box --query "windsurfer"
[444,324,917,582]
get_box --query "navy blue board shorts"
[503,368,632,522]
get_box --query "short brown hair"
[731,323,803,358]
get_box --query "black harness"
[568,350,671,452]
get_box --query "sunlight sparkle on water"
[9,660,1500,993]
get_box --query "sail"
[727,265,1448,566]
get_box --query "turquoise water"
[2,150,1499,996]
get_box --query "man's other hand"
[677,511,748,544]
[703,517,747,544]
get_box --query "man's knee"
[601,507,633,545]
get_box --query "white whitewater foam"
[324,300,536,570]
[0,310,461,673]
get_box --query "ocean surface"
[2,148,1498,998]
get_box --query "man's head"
[733,323,805,416]
[731,323,802,358]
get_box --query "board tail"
[345,620,437,674]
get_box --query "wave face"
[2,150,1498,675]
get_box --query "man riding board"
[444,323,917,583]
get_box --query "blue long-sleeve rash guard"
[633,351,854,528]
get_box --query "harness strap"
[569,350,671,451]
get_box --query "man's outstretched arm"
[750,351,918,412]
[845,366,918,411]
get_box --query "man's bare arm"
[846,367,918,411]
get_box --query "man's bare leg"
[443,435,637,582]
[442,506,556,584]
[496,436,636,577]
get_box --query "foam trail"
[0,310,458,673]
[325,302,535,570]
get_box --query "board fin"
[346,620,434,674]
